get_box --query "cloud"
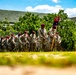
[25,5,63,13]
[51,0,60,3]
[25,5,76,17]
[65,8,76,17]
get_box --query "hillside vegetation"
[0,9,25,22]
[0,9,76,22]
[70,17,76,22]
[0,9,46,22]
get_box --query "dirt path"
[0,66,76,75]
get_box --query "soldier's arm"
[48,29,54,38]
[16,35,22,44]
[38,29,43,38]
[58,36,61,44]
[12,38,16,44]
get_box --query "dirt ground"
[0,66,76,75]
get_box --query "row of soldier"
[0,23,61,52]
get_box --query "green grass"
[0,52,76,67]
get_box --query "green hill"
[0,9,26,22]
[0,9,76,22]
[0,9,46,22]
[70,17,76,22]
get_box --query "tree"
[14,12,41,35]
[57,15,76,50]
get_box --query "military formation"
[0,16,62,52]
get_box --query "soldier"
[8,33,15,51]
[48,26,57,51]
[0,37,1,50]
[0,36,6,51]
[14,32,22,51]
[19,31,29,51]
[54,32,61,50]
[46,32,52,51]
[24,31,30,51]
[55,32,61,44]
[24,31,30,48]
[38,23,48,51]
[35,36,42,51]
[3,36,10,51]
[49,26,57,37]
[29,30,37,51]
[0,37,1,51]
[0,36,4,51]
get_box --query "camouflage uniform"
[35,36,41,51]
[1,37,6,51]
[54,32,61,50]
[49,27,56,38]
[14,34,22,52]
[0,37,4,51]
[29,31,37,51]
[3,36,10,51]
[48,27,57,51]
[19,31,29,51]
[8,34,16,51]
[38,24,48,51]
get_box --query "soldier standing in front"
[38,23,47,51]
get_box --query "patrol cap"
[32,30,35,34]
[24,31,27,33]
[6,36,10,39]
[41,23,45,26]
[11,33,14,36]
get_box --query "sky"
[0,0,76,17]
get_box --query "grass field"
[0,52,76,67]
